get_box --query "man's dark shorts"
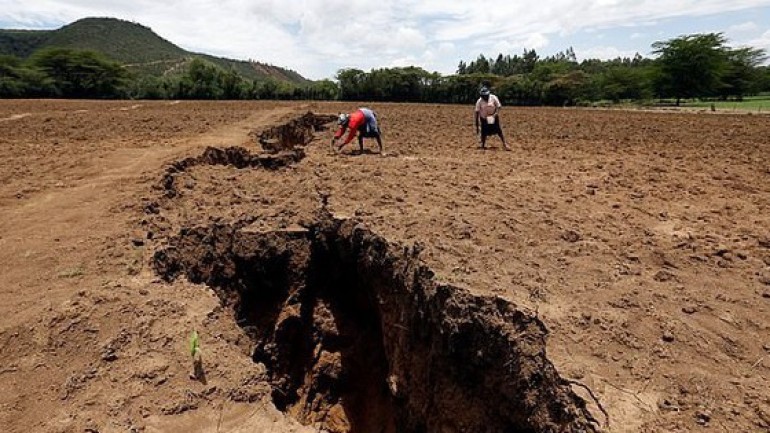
[480,116,502,137]
[358,125,381,138]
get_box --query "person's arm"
[474,100,481,133]
[331,126,344,147]
[493,95,502,116]
[343,127,357,145]
[342,114,365,145]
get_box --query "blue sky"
[2,0,769,79]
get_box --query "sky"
[2,0,769,80]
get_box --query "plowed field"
[1,100,769,433]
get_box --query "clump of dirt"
[257,112,337,153]
[154,215,599,433]
[157,146,304,198]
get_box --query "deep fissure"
[257,112,338,153]
[154,217,599,433]
[157,112,336,198]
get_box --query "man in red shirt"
[331,107,383,154]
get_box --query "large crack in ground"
[148,111,600,432]
[156,111,336,199]
[157,146,305,198]
[153,215,600,433]
[256,112,338,153]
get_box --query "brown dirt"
[152,216,597,433]
[1,100,769,433]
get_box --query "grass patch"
[684,96,770,111]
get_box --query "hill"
[0,17,308,84]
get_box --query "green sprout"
[189,330,205,381]
[189,330,201,358]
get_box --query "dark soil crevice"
[153,216,600,433]
[157,146,304,198]
[157,112,336,198]
[257,112,338,153]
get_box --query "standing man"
[332,107,383,154]
[474,86,510,151]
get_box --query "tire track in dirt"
[0,113,32,122]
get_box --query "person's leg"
[498,131,510,150]
[366,116,381,153]
[479,119,487,149]
[493,116,510,150]
[375,133,383,153]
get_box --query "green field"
[683,96,770,111]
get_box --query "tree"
[760,66,770,92]
[252,79,279,99]
[543,70,590,105]
[183,58,225,99]
[336,68,365,100]
[497,75,543,105]
[29,48,127,98]
[126,76,169,99]
[521,49,539,74]
[596,65,653,102]
[652,33,729,105]
[305,79,339,100]
[469,55,491,74]
[721,47,767,100]
[457,61,468,75]
[0,55,53,97]
[491,54,506,75]
[220,68,244,99]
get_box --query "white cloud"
[491,33,550,55]
[2,0,770,78]
[577,46,640,60]
[729,23,770,64]
[728,21,760,34]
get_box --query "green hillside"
[0,30,50,58]
[0,17,308,84]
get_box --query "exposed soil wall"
[158,112,336,198]
[154,216,599,433]
[257,112,338,153]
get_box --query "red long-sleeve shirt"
[334,110,366,145]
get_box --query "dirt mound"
[153,216,599,433]
[257,112,338,153]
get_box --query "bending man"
[332,107,383,154]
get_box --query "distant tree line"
[1,33,768,105]
[125,58,339,100]
[337,34,769,106]
[0,48,339,100]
